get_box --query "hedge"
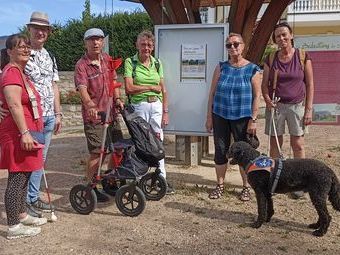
[45,11,153,71]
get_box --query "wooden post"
[175,135,186,161]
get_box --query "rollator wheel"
[69,184,97,215]
[115,184,146,217]
[138,173,167,201]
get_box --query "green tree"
[46,10,153,71]
[82,0,92,25]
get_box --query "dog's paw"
[312,229,325,237]
[308,223,320,229]
[250,221,263,228]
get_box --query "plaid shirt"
[213,61,260,120]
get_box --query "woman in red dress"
[0,34,47,239]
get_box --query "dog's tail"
[329,175,340,211]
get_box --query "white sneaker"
[7,223,41,239]
[20,215,47,226]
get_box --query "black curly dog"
[228,141,340,236]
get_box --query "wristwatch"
[251,117,257,123]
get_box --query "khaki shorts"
[265,102,307,137]
[84,120,123,154]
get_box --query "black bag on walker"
[124,109,165,166]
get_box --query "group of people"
[0,9,314,240]
[0,11,173,239]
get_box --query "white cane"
[267,69,279,156]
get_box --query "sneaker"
[20,215,47,226]
[94,187,110,202]
[26,203,43,218]
[166,182,175,195]
[31,198,55,212]
[7,223,41,239]
[289,191,305,200]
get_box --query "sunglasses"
[226,42,242,49]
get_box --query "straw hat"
[27,11,51,27]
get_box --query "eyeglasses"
[226,42,242,49]
[16,45,31,52]
[140,43,154,48]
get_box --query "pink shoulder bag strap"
[3,65,40,120]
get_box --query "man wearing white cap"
[25,11,61,215]
[74,28,123,202]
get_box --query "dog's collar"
[245,155,275,175]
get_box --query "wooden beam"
[166,0,190,24]
[192,0,202,23]
[141,0,171,24]
[242,0,264,54]
[230,0,249,33]
[127,0,272,7]
[183,0,196,23]
[163,0,178,23]
[246,0,292,63]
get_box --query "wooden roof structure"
[124,0,294,63]
[124,0,271,25]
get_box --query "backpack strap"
[47,50,57,75]
[268,51,277,70]
[131,57,138,79]
[298,48,306,72]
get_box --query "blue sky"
[0,0,143,36]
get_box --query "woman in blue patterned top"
[206,33,261,201]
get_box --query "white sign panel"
[180,44,207,81]
[155,24,228,135]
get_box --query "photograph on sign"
[180,44,207,82]
[312,103,339,123]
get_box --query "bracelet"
[20,129,30,136]
[55,112,63,118]
[163,108,169,113]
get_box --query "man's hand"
[0,100,9,122]
[54,115,62,134]
[87,107,98,121]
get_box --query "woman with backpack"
[124,30,174,194]
[262,22,314,199]
[206,33,261,201]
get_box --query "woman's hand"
[20,132,35,151]
[303,108,313,126]
[205,114,213,133]
[162,112,169,128]
[247,119,257,135]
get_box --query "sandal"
[208,184,224,199]
[239,186,251,201]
